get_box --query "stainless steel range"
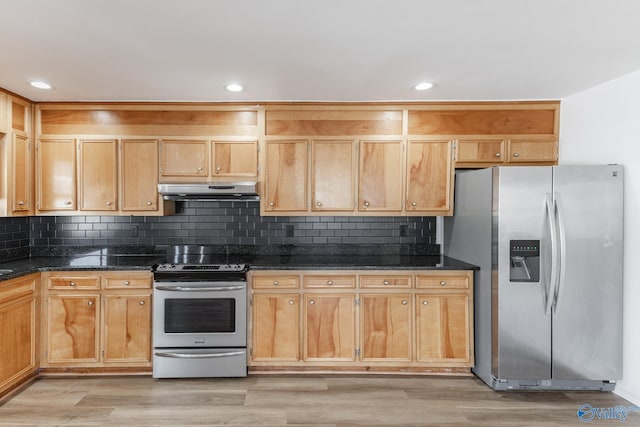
[152,263,248,378]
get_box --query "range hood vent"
[158,182,259,201]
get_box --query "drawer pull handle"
[309,300,315,305]
[401,300,408,305]
[513,153,520,158]
[383,280,390,286]
[139,301,145,306]
[289,300,295,305]
[411,201,417,207]
[124,281,130,286]
[70,281,76,287]
[327,280,333,285]
[363,201,369,207]
[495,153,501,157]
[269,202,275,207]
[423,300,429,305]
[147,201,153,206]
[273,280,279,286]
[88,300,94,307]
[440,281,446,286]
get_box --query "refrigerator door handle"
[545,193,559,316]
[553,192,567,314]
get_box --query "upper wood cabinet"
[160,139,208,178]
[212,139,258,177]
[120,139,159,211]
[358,140,403,213]
[406,140,454,214]
[311,140,356,212]
[454,137,557,167]
[79,139,118,211]
[264,140,308,212]
[0,96,34,217]
[37,138,76,211]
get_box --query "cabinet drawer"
[103,275,152,289]
[48,275,100,290]
[304,275,356,288]
[359,275,412,288]
[415,275,469,289]
[253,275,300,289]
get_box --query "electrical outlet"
[285,225,294,237]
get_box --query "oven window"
[165,298,236,333]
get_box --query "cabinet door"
[47,294,100,364]
[160,139,208,177]
[311,140,355,211]
[212,140,258,177]
[37,139,76,211]
[11,133,31,213]
[303,294,356,361]
[264,140,308,212]
[79,139,118,211]
[120,139,159,211]
[361,294,412,361]
[406,140,453,214]
[358,140,402,212]
[252,294,300,362]
[0,277,36,395]
[508,139,557,163]
[455,138,505,165]
[103,294,151,364]
[416,294,471,364]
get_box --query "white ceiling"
[2,0,640,102]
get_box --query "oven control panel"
[154,263,247,272]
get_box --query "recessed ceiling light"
[225,83,244,92]
[414,82,434,91]
[30,81,53,90]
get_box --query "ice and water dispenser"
[510,239,540,282]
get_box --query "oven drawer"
[152,348,247,378]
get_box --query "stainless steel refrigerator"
[444,165,623,390]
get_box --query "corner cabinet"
[0,274,39,395]
[40,271,152,371]
[248,269,474,373]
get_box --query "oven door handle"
[154,351,245,359]
[154,285,245,292]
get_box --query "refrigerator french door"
[444,165,623,390]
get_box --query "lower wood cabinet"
[0,274,39,395]
[248,270,474,372]
[41,271,152,370]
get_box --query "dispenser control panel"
[510,239,540,283]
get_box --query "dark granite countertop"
[0,254,477,283]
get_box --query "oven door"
[153,281,246,348]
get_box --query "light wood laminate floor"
[0,375,638,426]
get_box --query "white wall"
[560,69,640,405]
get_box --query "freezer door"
[552,165,623,381]
[494,167,553,380]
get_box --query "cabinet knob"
[70,281,76,287]
[289,300,295,305]
[411,201,417,207]
[423,300,429,305]
[124,281,130,286]
[215,166,221,173]
[401,300,408,305]
[316,201,322,207]
[139,301,145,306]
[383,280,390,286]
[309,300,315,305]
[495,153,501,157]
[363,201,369,207]
[88,300,94,307]
[106,201,112,206]
[440,281,446,286]
[147,201,153,206]
[18,200,25,205]
[64,200,72,206]
[513,153,520,158]
[327,280,333,286]
[273,280,279,286]
[269,202,275,207]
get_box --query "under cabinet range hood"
[157,182,259,201]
